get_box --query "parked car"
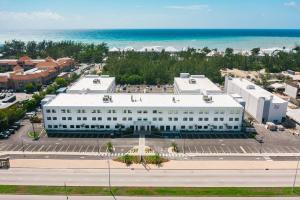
[8,129,15,134]
[0,132,9,139]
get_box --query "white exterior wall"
[284,84,298,99]
[43,106,243,133]
[225,77,287,123]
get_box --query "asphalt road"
[0,168,300,187]
[0,196,298,200]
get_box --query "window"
[128,117,132,121]
[197,126,202,129]
[98,117,102,121]
[212,125,217,129]
[67,109,71,113]
[229,118,233,121]
[181,125,185,130]
[204,118,209,121]
[189,117,193,121]
[235,118,239,121]
[52,109,56,113]
[108,110,112,113]
[54,125,58,128]
[92,117,96,121]
[76,125,80,128]
[61,109,66,113]
[188,126,193,130]
[47,117,51,120]
[138,117,142,121]
[53,117,57,120]
[214,118,218,121]
[158,117,163,121]
[137,110,142,114]
[97,110,101,113]
[85,125,89,128]
[123,110,127,113]
[91,125,95,129]
[183,117,187,121]
[62,117,66,121]
[189,111,194,114]
[168,117,172,121]
[46,109,51,113]
[227,126,232,129]
[62,125,67,128]
[106,125,110,129]
[234,126,239,129]
[199,111,203,114]
[77,117,81,121]
[214,110,219,114]
[203,126,208,129]
[113,117,117,121]
[68,117,72,120]
[48,125,52,128]
[70,125,74,128]
[83,117,87,121]
[128,110,132,114]
[153,117,157,121]
[92,110,96,113]
[112,110,116,113]
[220,118,224,121]
[143,118,147,121]
[219,126,223,129]
[107,117,111,121]
[183,111,188,114]
[143,110,147,114]
[198,118,203,121]
[174,117,178,121]
[122,117,126,121]
[205,110,209,114]
[100,125,104,129]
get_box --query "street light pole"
[64,182,69,200]
[107,153,116,200]
[21,137,25,158]
[292,157,300,193]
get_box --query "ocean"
[0,29,300,50]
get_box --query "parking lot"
[1,119,300,158]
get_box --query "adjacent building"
[0,57,75,90]
[42,93,243,134]
[285,81,300,100]
[225,77,288,123]
[174,73,222,95]
[67,75,115,94]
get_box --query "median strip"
[0,186,299,196]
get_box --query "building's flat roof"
[45,93,242,108]
[229,78,286,103]
[174,75,221,93]
[67,75,115,92]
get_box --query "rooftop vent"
[189,78,197,84]
[103,95,112,103]
[203,95,213,103]
[246,85,255,90]
[172,96,180,103]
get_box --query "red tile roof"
[0,76,8,83]
[13,65,24,72]
[18,56,31,62]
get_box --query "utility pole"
[64,182,69,200]
[21,137,25,158]
[292,157,300,193]
[107,152,116,200]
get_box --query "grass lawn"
[0,186,300,196]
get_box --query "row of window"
[46,116,240,122]
[46,109,241,115]
[47,124,240,130]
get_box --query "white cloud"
[284,1,300,10]
[166,4,210,11]
[0,10,64,21]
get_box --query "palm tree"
[171,142,178,153]
[106,142,114,153]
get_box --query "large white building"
[225,77,288,123]
[67,75,115,94]
[42,93,243,134]
[174,73,222,95]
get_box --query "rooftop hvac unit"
[246,85,255,90]
[103,95,112,103]
[93,79,101,84]
[203,95,213,103]
[189,78,197,84]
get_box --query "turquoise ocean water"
[0,29,300,50]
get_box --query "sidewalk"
[10,159,300,170]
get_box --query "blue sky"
[0,0,300,29]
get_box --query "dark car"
[0,133,9,139]
[8,129,15,134]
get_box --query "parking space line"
[78,145,83,152]
[91,145,96,152]
[58,145,64,152]
[291,146,300,153]
[30,145,40,152]
[84,145,89,152]
[219,146,225,153]
[199,145,204,153]
[10,144,19,151]
[66,144,70,152]
[194,146,198,153]
[24,144,32,151]
[239,146,247,153]
[38,145,44,152]
[213,146,218,153]
[71,145,77,152]
[46,145,52,152]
